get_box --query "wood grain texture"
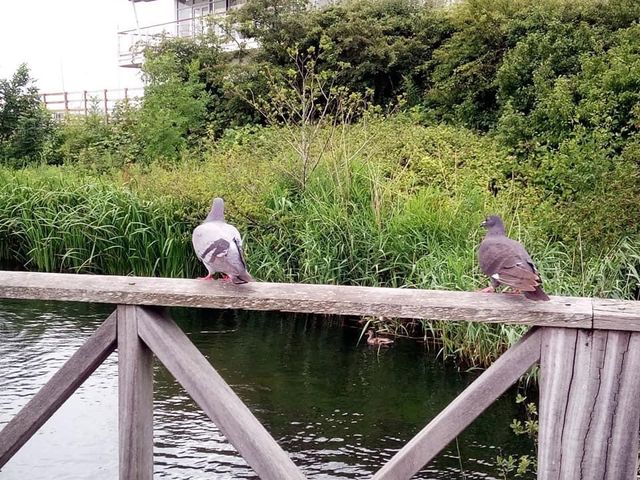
[538,328,640,480]
[593,298,640,331]
[0,311,116,467]
[136,307,306,480]
[0,271,597,328]
[372,328,543,480]
[117,305,154,480]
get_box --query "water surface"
[0,300,535,479]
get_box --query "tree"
[0,64,53,166]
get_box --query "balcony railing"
[117,15,257,68]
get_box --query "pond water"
[0,300,535,479]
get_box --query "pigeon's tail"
[524,286,550,301]
[233,271,254,284]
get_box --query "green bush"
[233,0,453,107]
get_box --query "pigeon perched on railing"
[192,197,253,284]
[477,215,549,301]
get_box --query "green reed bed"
[1,169,638,367]
[1,119,638,367]
[0,171,198,277]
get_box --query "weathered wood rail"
[0,270,639,479]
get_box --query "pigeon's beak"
[480,220,487,228]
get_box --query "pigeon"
[192,197,253,284]
[477,215,549,301]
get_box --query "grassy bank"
[1,117,638,366]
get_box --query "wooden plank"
[603,331,640,479]
[0,271,596,328]
[117,305,154,480]
[593,298,640,331]
[537,328,578,479]
[372,327,543,480]
[538,328,640,479]
[136,307,306,480]
[0,311,117,467]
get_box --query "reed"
[1,119,638,366]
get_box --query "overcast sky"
[0,0,174,93]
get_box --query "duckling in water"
[365,330,394,346]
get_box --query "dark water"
[0,300,535,479]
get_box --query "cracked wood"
[538,328,640,479]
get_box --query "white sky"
[0,0,174,93]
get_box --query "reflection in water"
[0,300,535,479]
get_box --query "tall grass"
[1,118,638,366]
[0,170,197,277]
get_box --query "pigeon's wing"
[233,237,248,271]
[493,263,540,292]
[214,223,253,283]
[228,235,253,283]
[479,238,541,292]
[192,223,230,264]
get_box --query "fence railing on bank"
[0,271,638,479]
[40,88,144,120]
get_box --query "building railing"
[117,15,257,68]
[0,271,639,479]
[40,88,144,120]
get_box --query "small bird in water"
[365,330,394,346]
[192,197,253,284]
[477,215,549,301]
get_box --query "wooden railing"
[0,271,639,479]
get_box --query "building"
[118,0,457,68]
[118,0,253,68]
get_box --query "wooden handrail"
[2,272,640,478]
[0,271,638,330]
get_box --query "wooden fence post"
[117,305,154,480]
[538,328,640,479]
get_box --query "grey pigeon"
[192,197,253,284]
[477,215,549,301]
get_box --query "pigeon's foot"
[479,286,495,293]
[197,274,214,281]
[220,274,232,283]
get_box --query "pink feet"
[197,273,232,282]
[479,286,495,293]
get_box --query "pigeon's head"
[206,197,225,222]
[480,215,505,234]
